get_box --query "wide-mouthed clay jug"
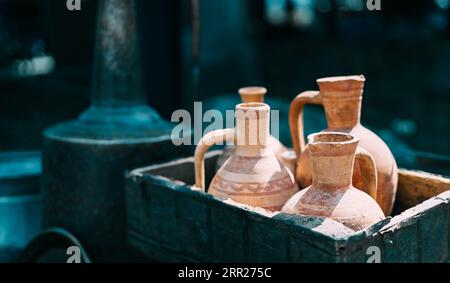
[289,75,398,215]
[216,87,287,170]
[195,102,299,211]
[282,132,385,231]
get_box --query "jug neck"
[308,133,358,190]
[317,75,365,130]
[310,154,354,189]
[235,103,271,157]
[323,96,362,129]
[91,0,146,108]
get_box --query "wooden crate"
[125,150,450,263]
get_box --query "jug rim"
[238,86,267,96]
[317,75,365,83]
[307,132,359,145]
[236,102,270,111]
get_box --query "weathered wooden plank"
[176,192,212,261]
[128,229,197,263]
[276,213,356,258]
[376,205,422,263]
[382,224,418,263]
[211,227,246,262]
[376,196,450,263]
[417,198,449,263]
[338,236,384,263]
[125,176,148,235]
[334,218,391,262]
[145,182,179,252]
[397,169,450,208]
[437,191,450,263]
[131,150,221,187]
[210,200,247,262]
[247,214,290,263]
[289,236,338,263]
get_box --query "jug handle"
[289,91,322,159]
[354,147,378,201]
[194,128,235,191]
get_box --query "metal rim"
[18,227,91,263]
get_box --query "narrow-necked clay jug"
[216,87,288,170]
[282,132,385,231]
[289,75,398,215]
[195,102,299,211]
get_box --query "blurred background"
[1,0,449,174]
[0,0,449,262]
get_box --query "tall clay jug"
[216,87,287,170]
[289,75,398,215]
[282,132,385,231]
[195,102,298,211]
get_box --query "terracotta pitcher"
[195,102,298,211]
[282,132,385,231]
[216,87,287,170]
[289,75,398,215]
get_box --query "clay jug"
[289,75,398,215]
[195,102,299,211]
[282,132,385,231]
[216,87,287,170]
